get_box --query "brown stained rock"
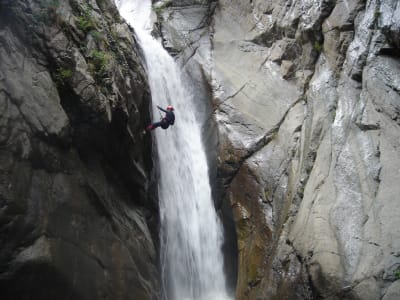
[227,163,272,299]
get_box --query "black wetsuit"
[152,106,175,129]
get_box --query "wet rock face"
[0,0,158,299]
[158,0,400,299]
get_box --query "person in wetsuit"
[146,105,175,131]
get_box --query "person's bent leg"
[146,121,162,131]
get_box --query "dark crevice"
[0,261,84,300]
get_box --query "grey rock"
[0,28,69,138]
[156,0,400,298]
[383,281,400,300]
[0,0,158,299]
[281,60,295,79]
[379,0,400,48]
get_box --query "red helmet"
[166,105,174,111]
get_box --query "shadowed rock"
[0,0,159,299]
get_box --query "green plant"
[89,50,109,81]
[264,189,270,200]
[395,269,400,280]
[298,185,305,197]
[54,67,73,85]
[77,11,97,33]
[314,41,323,53]
[79,45,88,53]
[113,13,122,23]
[373,9,381,28]
[270,129,278,141]
[331,109,336,121]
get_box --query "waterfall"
[115,1,231,299]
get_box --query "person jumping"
[146,105,175,131]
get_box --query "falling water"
[115,1,230,299]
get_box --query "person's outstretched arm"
[157,105,167,113]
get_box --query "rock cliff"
[0,0,159,299]
[157,0,400,299]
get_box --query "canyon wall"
[1,0,399,299]
[0,0,159,299]
[157,0,400,299]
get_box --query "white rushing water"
[115,1,230,299]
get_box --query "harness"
[160,118,169,129]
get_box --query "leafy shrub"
[54,67,73,85]
[77,11,97,33]
[89,50,109,81]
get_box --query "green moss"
[54,67,73,85]
[331,109,336,121]
[70,1,97,34]
[77,12,97,33]
[264,189,270,201]
[314,41,323,53]
[88,50,110,82]
[297,185,305,197]
[395,269,400,280]
[246,243,263,284]
[113,13,122,23]
[79,45,88,54]
[266,128,278,143]
[271,131,278,140]
[236,218,251,248]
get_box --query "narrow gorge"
[1,0,399,300]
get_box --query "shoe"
[146,124,154,131]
